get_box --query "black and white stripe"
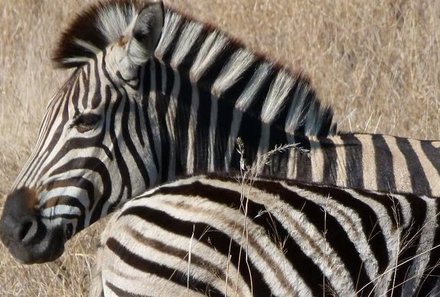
[270,133,440,197]
[91,174,440,297]
[0,0,335,263]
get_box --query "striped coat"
[91,174,440,297]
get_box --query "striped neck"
[141,58,296,185]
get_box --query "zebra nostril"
[16,218,37,243]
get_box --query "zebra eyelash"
[70,112,102,133]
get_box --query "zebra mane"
[53,0,337,136]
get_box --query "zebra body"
[91,174,440,297]
[0,0,335,263]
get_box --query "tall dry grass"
[0,0,439,296]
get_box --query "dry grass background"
[0,0,439,296]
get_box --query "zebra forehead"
[52,0,147,69]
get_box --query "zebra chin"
[0,187,67,263]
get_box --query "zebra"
[1,0,439,265]
[0,0,336,264]
[90,174,440,297]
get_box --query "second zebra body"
[92,174,440,297]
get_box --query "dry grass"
[0,0,439,296]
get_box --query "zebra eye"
[71,113,101,133]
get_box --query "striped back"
[92,174,440,297]
[0,0,336,264]
[266,133,440,197]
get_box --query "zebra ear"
[127,2,164,65]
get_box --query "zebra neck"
[142,60,295,183]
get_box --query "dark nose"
[0,188,39,248]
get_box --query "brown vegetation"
[0,0,439,296]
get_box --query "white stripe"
[147,193,312,296]
[383,135,412,193]
[402,196,437,295]
[261,70,294,123]
[155,12,183,60]
[256,123,270,173]
[170,22,203,69]
[166,67,180,181]
[408,139,440,196]
[148,60,162,183]
[331,136,347,187]
[360,134,379,191]
[235,62,272,112]
[186,85,199,174]
[310,138,324,183]
[208,94,218,172]
[73,38,101,55]
[190,31,228,82]
[225,109,243,172]
[211,50,255,97]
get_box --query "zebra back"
[92,174,440,297]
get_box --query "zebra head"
[0,0,165,263]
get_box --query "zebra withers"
[0,0,335,263]
[91,174,440,297]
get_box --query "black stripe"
[252,180,375,296]
[133,94,145,147]
[388,194,427,296]
[119,84,150,193]
[81,62,90,109]
[159,18,186,64]
[319,137,338,185]
[416,199,440,296]
[194,88,211,173]
[156,181,335,296]
[175,72,192,174]
[420,141,440,179]
[106,282,148,297]
[105,84,131,207]
[372,134,396,192]
[214,97,233,170]
[196,44,236,92]
[100,51,132,206]
[293,135,312,181]
[48,157,112,225]
[263,123,289,177]
[220,60,260,107]
[339,134,364,188]
[174,27,208,76]
[395,137,431,196]
[155,64,173,182]
[141,61,160,176]
[231,111,261,169]
[38,71,77,163]
[119,206,272,296]
[272,77,300,132]
[292,183,390,274]
[106,237,226,297]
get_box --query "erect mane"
[53,0,337,136]
[155,7,337,136]
[53,0,145,68]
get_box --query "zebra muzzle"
[0,187,65,263]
